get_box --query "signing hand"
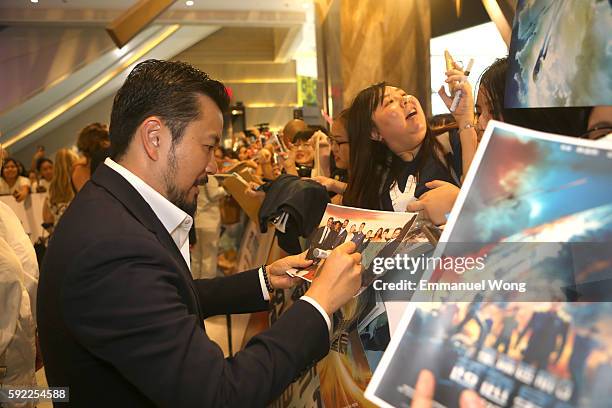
[406,180,460,226]
[267,251,313,290]
[305,241,362,315]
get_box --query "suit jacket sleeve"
[62,234,329,407]
[193,269,268,318]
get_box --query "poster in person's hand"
[505,0,612,108]
[288,204,434,286]
[417,120,612,303]
[367,301,612,408]
[365,121,612,408]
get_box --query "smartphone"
[272,133,287,153]
[444,49,458,95]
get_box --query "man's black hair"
[110,59,229,160]
[292,129,316,144]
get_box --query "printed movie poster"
[291,204,438,407]
[420,120,612,303]
[366,121,612,408]
[369,302,612,408]
[505,0,612,108]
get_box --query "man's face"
[162,94,222,216]
[326,218,333,227]
[392,229,401,239]
[359,223,365,232]
[349,225,356,233]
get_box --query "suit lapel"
[91,164,204,324]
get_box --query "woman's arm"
[13,178,31,202]
[438,62,478,181]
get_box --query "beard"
[163,147,199,217]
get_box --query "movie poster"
[368,302,612,408]
[423,120,612,302]
[505,0,612,108]
[268,283,324,408]
[292,204,437,408]
[366,121,612,407]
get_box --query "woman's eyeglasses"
[329,137,349,147]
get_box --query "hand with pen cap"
[410,370,484,408]
[438,61,475,128]
[304,241,362,316]
[407,180,459,226]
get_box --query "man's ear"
[139,118,163,160]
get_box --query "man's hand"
[304,241,362,316]
[267,251,313,290]
[407,180,460,226]
[411,370,484,408]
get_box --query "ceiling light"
[31,0,39,3]
[185,0,194,6]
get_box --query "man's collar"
[104,158,192,236]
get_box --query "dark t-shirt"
[381,133,462,211]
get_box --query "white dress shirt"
[318,226,330,244]
[104,159,331,331]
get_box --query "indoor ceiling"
[0,0,311,11]
[0,0,310,153]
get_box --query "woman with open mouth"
[342,77,478,224]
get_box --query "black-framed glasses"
[329,137,349,147]
[581,125,612,140]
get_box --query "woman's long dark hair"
[343,82,448,210]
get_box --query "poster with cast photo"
[505,0,612,108]
[301,204,430,287]
[365,121,612,408]
[298,204,439,408]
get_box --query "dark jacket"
[37,164,329,407]
[259,175,329,254]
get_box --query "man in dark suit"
[352,222,366,247]
[332,219,349,248]
[37,60,362,407]
[307,217,334,258]
[312,217,334,247]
